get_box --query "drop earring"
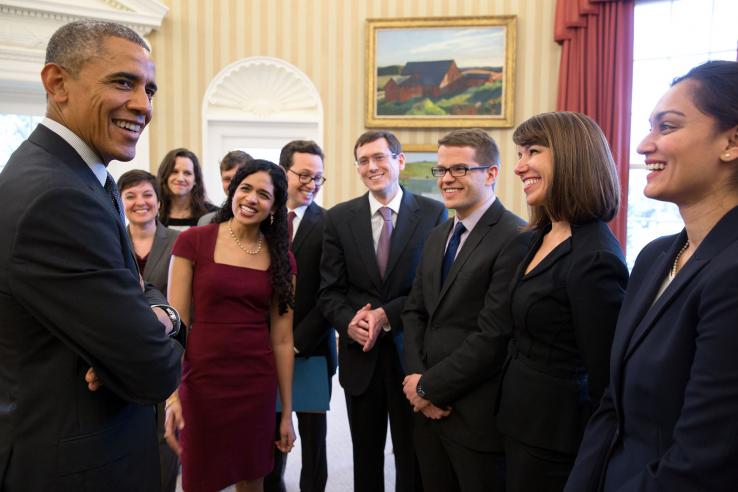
[270,214,274,225]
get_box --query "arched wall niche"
[202,56,324,206]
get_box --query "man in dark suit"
[319,130,447,492]
[266,140,336,492]
[401,128,527,492]
[0,20,183,491]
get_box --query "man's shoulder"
[325,194,366,216]
[404,191,444,213]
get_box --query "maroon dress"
[173,223,290,492]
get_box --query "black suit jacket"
[403,199,526,452]
[129,222,179,296]
[496,220,628,454]
[566,206,738,492]
[0,125,183,491]
[319,188,447,395]
[292,202,337,377]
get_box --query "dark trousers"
[413,415,504,492]
[504,436,575,492]
[265,411,329,492]
[345,337,423,492]
[156,402,179,492]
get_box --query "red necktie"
[287,211,297,246]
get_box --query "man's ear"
[40,63,69,104]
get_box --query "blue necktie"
[441,222,465,285]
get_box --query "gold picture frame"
[365,16,517,129]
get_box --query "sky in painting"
[376,26,506,68]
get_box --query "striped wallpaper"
[147,0,560,216]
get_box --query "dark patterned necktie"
[104,173,126,226]
[441,221,466,285]
[376,207,393,279]
[288,210,297,246]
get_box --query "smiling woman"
[156,148,218,230]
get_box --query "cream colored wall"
[148,0,560,216]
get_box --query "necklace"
[228,219,263,255]
[669,240,690,278]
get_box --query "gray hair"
[45,20,149,76]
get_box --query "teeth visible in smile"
[523,178,540,187]
[114,120,142,132]
[240,205,257,214]
[646,162,665,171]
[369,174,383,180]
[443,188,461,193]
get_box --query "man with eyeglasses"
[265,140,336,492]
[401,128,527,492]
[319,130,447,492]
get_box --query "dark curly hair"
[214,160,294,315]
[156,148,214,223]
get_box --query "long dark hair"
[214,160,294,315]
[156,148,212,221]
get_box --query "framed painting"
[399,144,446,207]
[365,16,516,128]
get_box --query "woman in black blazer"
[495,112,628,491]
[566,61,738,492]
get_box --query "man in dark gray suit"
[0,20,182,491]
[319,130,447,492]
[402,128,527,492]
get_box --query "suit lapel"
[349,194,383,290]
[385,189,420,281]
[430,220,454,304]
[143,223,169,279]
[292,202,320,254]
[29,125,138,277]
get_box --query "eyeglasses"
[288,168,326,185]
[430,165,491,178]
[355,153,398,167]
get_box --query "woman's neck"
[549,220,572,239]
[169,195,192,218]
[679,191,738,250]
[229,218,261,242]
[129,220,157,240]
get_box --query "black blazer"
[0,125,183,491]
[566,206,738,492]
[129,222,179,296]
[402,199,526,452]
[496,220,628,454]
[292,202,337,377]
[319,188,447,395]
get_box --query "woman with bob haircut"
[165,160,296,492]
[156,147,217,230]
[566,60,738,492]
[495,111,629,491]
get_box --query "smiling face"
[167,156,195,197]
[637,80,738,207]
[515,144,554,208]
[231,171,275,227]
[48,36,156,164]
[355,137,405,202]
[121,180,158,227]
[286,152,324,209]
[437,145,496,218]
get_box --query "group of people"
[1,18,737,492]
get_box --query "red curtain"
[555,0,634,252]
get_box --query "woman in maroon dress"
[165,160,296,492]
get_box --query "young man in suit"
[266,140,336,492]
[319,130,447,492]
[402,128,527,492]
[0,20,183,491]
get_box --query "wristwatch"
[416,379,427,399]
[151,304,181,338]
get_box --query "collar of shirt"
[41,117,107,186]
[288,204,308,240]
[447,194,497,252]
[368,187,403,219]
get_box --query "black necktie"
[104,173,125,226]
[441,222,465,285]
[288,211,297,246]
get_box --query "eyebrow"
[651,110,685,122]
[106,71,158,94]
